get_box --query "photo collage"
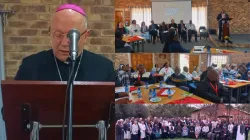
[115,0,250,140]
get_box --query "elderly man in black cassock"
[14,4,114,81]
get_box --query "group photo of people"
[115,104,250,140]
[115,53,250,104]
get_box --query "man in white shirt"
[228,122,234,140]
[182,66,194,81]
[186,20,198,42]
[159,62,174,82]
[128,20,141,36]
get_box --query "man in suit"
[15,4,115,82]
[178,20,187,42]
[196,69,230,103]
[217,9,230,42]
[149,20,159,44]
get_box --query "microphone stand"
[66,58,76,140]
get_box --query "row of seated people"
[115,62,250,103]
[116,19,199,44]
[115,27,190,53]
[116,117,248,140]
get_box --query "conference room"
[115,0,250,53]
[115,53,250,104]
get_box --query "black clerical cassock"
[15,49,115,82]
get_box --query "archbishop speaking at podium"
[14,4,115,82]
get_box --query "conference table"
[190,48,242,54]
[221,79,250,103]
[115,84,212,104]
[122,35,145,52]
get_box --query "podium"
[1,81,115,140]
[222,18,233,39]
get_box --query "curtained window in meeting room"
[131,7,151,26]
[192,6,207,31]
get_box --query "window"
[210,55,228,68]
[179,54,189,73]
[131,7,151,26]
[192,6,207,30]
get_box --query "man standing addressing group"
[14,4,115,81]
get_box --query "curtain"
[131,7,151,27]
[192,6,207,30]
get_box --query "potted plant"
[224,36,230,43]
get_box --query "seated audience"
[140,21,150,43]
[169,66,189,91]
[117,65,131,86]
[192,66,202,78]
[200,66,214,82]
[116,21,128,34]
[159,22,168,44]
[162,28,190,53]
[132,64,153,86]
[159,62,174,82]
[186,20,198,42]
[149,20,159,44]
[169,19,178,29]
[128,20,141,36]
[182,66,194,81]
[196,69,230,103]
[151,64,161,74]
[178,20,187,42]
[115,31,133,52]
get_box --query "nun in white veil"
[236,121,245,140]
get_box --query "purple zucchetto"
[56,4,86,17]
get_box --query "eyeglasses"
[52,30,88,41]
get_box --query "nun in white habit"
[236,121,245,140]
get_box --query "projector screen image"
[152,1,192,24]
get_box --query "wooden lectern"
[222,18,233,39]
[1,81,115,140]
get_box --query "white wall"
[152,0,192,24]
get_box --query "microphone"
[67,29,80,61]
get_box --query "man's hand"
[140,81,146,85]
[115,98,129,104]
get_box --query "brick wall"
[115,53,179,70]
[200,54,208,71]
[154,54,171,67]
[1,0,114,79]
[229,53,250,65]
[191,104,250,124]
[114,53,129,69]
[208,0,250,34]
[116,0,250,34]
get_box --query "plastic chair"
[199,26,208,40]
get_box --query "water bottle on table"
[225,78,228,85]
[137,87,142,99]
[148,89,152,100]
[152,89,156,98]
[167,88,172,99]
[145,82,149,89]
[159,81,163,89]
[125,84,129,93]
